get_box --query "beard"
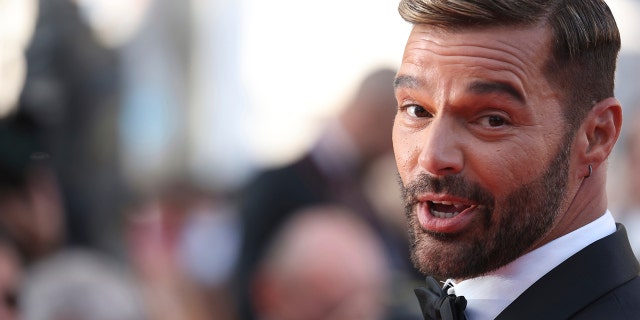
[400,133,573,280]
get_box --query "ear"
[577,97,622,172]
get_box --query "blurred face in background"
[252,208,390,320]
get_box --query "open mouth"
[428,200,483,218]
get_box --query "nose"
[417,116,464,176]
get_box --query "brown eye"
[487,115,506,127]
[406,105,432,118]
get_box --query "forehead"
[397,24,554,100]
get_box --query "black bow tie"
[415,276,467,320]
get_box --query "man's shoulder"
[497,225,639,319]
[571,275,640,319]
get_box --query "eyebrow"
[467,81,525,104]
[394,75,525,104]
[394,75,423,89]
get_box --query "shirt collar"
[451,210,616,320]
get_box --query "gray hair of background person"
[19,249,145,320]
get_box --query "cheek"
[466,147,521,189]
[471,140,553,196]
[392,130,418,178]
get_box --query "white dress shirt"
[449,210,616,320]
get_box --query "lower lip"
[416,202,480,234]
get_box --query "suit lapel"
[496,224,639,320]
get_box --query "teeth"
[429,202,480,219]
[432,200,455,205]
[431,210,460,219]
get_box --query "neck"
[533,166,608,252]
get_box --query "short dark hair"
[398,0,621,130]
[0,110,47,190]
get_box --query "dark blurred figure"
[19,0,125,254]
[235,67,420,320]
[0,110,65,265]
[251,205,391,320]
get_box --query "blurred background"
[1,0,640,319]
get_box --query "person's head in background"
[0,227,23,320]
[251,205,391,320]
[334,67,398,167]
[19,249,145,320]
[0,110,65,265]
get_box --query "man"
[0,111,65,265]
[392,0,640,319]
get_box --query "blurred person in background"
[125,182,240,320]
[19,249,145,320]
[0,110,66,266]
[19,0,125,255]
[234,67,420,320]
[0,227,24,320]
[0,110,143,320]
[251,205,391,320]
[1,0,65,267]
[613,111,640,260]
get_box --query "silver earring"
[585,164,592,178]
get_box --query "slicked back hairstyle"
[398,0,621,131]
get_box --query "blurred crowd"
[2,1,640,320]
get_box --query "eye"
[404,105,433,118]
[479,115,509,127]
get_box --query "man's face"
[393,24,575,280]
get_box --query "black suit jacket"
[496,224,640,319]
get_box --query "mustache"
[399,173,495,210]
